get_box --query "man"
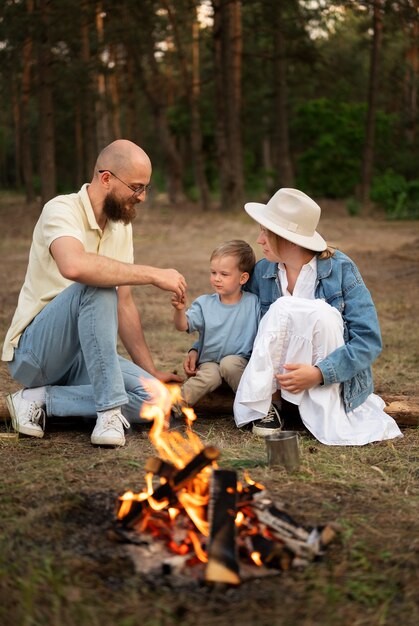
[2,139,186,447]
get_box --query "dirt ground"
[0,194,418,626]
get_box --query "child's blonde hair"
[210,240,256,274]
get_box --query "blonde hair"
[318,246,336,259]
[266,230,335,259]
[210,240,256,274]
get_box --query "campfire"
[110,381,338,585]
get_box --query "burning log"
[205,469,240,586]
[110,381,339,585]
[115,445,220,530]
[245,534,294,571]
[144,457,177,480]
[170,446,219,491]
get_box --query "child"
[171,240,260,407]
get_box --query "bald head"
[95,139,151,179]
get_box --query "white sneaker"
[6,390,45,438]
[252,404,283,437]
[91,409,130,447]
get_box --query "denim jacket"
[245,250,382,411]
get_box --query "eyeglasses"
[98,170,151,197]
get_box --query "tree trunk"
[273,1,294,188]
[75,103,84,187]
[163,0,210,211]
[213,0,244,212]
[124,55,139,144]
[38,0,56,204]
[121,1,186,204]
[154,103,186,205]
[403,0,419,144]
[137,52,185,204]
[109,44,122,140]
[190,17,211,211]
[21,0,35,203]
[12,80,22,189]
[359,0,384,205]
[95,1,111,150]
[138,48,185,204]
[81,0,97,180]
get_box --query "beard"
[103,192,137,225]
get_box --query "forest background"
[0,0,418,217]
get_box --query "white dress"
[234,259,402,446]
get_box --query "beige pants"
[182,355,248,406]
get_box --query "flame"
[242,470,265,491]
[117,493,134,520]
[117,382,216,551]
[182,406,197,428]
[188,530,208,563]
[250,551,263,567]
[116,381,271,576]
[178,490,209,536]
[235,511,245,526]
[140,379,204,468]
[168,507,179,521]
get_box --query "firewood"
[251,492,310,541]
[171,446,219,491]
[246,533,294,571]
[116,446,220,529]
[205,469,240,585]
[319,522,341,547]
[144,456,177,479]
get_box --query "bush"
[371,171,419,219]
[291,99,395,198]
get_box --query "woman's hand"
[275,364,323,393]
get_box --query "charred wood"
[205,469,240,585]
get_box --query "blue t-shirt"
[186,291,261,364]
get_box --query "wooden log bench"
[0,388,418,426]
[194,387,419,427]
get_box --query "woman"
[233,188,402,445]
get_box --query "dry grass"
[0,194,418,626]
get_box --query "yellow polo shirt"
[2,184,134,361]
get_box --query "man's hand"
[183,349,198,377]
[153,269,187,300]
[275,364,323,394]
[154,369,184,384]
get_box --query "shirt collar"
[78,184,117,233]
[277,255,317,273]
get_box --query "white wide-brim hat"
[245,188,327,252]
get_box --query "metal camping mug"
[265,431,300,472]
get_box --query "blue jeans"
[8,283,155,422]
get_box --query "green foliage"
[291,99,364,197]
[346,197,362,216]
[370,170,407,210]
[291,99,397,198]
[371,171,419,219]
[167,103,190,138]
